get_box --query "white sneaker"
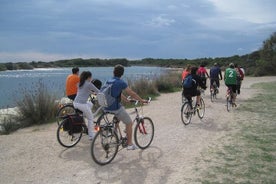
[127,144,138,150]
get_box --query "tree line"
[0,32,275,76]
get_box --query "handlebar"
[127,96,151,105]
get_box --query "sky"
[0,0,275,62]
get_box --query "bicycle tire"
[181,102,192,125]
[197,97,205,119]
[226,96,231,112]
[56,104,76,125]
[134,117,154,149]
[91,129,119,165]
[210,90,214,102]
[57,118,82,148]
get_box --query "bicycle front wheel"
[181,102,192,125]
[197,98,205,119]
[134,117,154,149]
[57,118,82,148]
[56,104,76,125]
[91,129,119,165]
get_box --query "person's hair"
[214,63,218,66]
[229,63,235,68]
[79,71,92,87]
[113,64,124,77]
[191,66,198,75]
[72,67,79,74]
[186,64,191,71]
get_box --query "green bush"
[154,71,182,92]
[127,78,159,98]
[16,79,58,126]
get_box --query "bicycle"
[181,95,205,125]
[226,87,236,112]
[56,97,104,148]
[90,97,154,165]
[210,81,218,102]
[56,95,96,125]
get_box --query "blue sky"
[0,0,275,62]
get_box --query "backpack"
[97,79,116,107]
[182,74,194,88]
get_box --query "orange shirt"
[66,74,80,96]
[182,70,190,80]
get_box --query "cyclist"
[197,63,209,87]
[183,66,206,106]
[73,71,99,140]
[234,64,244,95]
[66,67,80,100]
[209,63,222,93]
[224,63,238,106]
[105,64,148,150]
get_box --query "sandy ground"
[1,76,276,184]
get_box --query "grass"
[197,82,276,183]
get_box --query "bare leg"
[196,95,201,105]
[126,122,133,145]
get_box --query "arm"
[89,83,100,94]
[124,87,147,103]
[219,69,222,80]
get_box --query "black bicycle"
[181,96,205,125]
[91,97,154,165]
[226,87,236,112]
[210,81,218,102]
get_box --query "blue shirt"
[105,77,128,111]
[210,66,222,79]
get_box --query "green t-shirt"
[224,68,237,85]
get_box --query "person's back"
[66,67,80,100]
[224,67,237,85]
[210,65,222,79]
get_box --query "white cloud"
[147,15,176,27]
[208,0,276,24]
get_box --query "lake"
[0,66,167,109]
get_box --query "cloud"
[147,15,176,27]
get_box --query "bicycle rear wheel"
[134,117,154,149]
[57,118,82,148]
[91,129,119,165]
[210,89,214,102]
[181,102,192,125]
[226,96,231,112]
[197,98,205,119]
[56,104,76,125]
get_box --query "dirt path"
[1,76,276,184]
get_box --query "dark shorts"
[210,78,220,88]
[183,88,201,99]
[226,84,237,94]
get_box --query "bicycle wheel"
[210,89,214,102]
[197,98,205,119]
[91,129,119,165]
[56,104,76,125]
[226,96,231,112]
[134,117,154,149]
[181,102,192,125]
[57,118,82,148]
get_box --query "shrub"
[16,79,58,126]
[0,115,21,135]
[154,70,182,92]
[127,77,159,98]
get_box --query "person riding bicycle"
[66,67,80,100]
[104,64,148,150]
[224,63,238,106]
[209,63,222,93]
[183,66,207,106]
[234,63,244,95]
[73,71,99,140]
[197,63,209,88]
